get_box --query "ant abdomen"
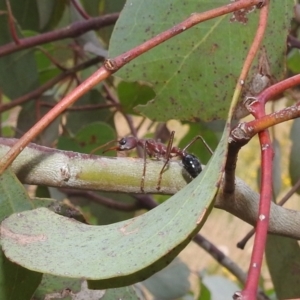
[182,153,202,178]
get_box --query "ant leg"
[182,135,213,155]
[140,141,148,193]
[157,131,175,190]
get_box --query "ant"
[97,131,210,193]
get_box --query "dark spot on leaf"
[170,97,176,105]
[229,4,256,24]
[90,135,97,144]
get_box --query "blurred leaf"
[1,126,15,138]
[198,281,211,300]
[70,1,108,57]
[0,168,34,218]
[33,274,81,300]
[102,286,141,299]
[35,44,61,84]
[35,186,51,199]
[9,0,39,31]
[81,0,100,15]
[80,0,126,44]
[179,122,219,165]
[257,137,282,199]
[109,1,293,122]
[65,89,115,134]
[58,121,116,155]
[57,136,83,153]
[36,0,67,31]
[74,121,116,154]
[0,19,39,100]
[289,118,300,194]
[117,81,155,115]
[0,251,42,300]
[271,138,282,199]
[266,235,300,299]
[142,258,190,300]
[287,49,300,74]
[201,275,240,300]
[1,127,228,287]
[16,97,61,146]
[68,192,136,225]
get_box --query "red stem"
[5,0,20,45]
[257,74,300,106]
[242,129,273,299]
[71,0,90,20]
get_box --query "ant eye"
[119,138,127,145]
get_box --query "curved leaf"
[1,128,229,288]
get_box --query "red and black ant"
[97,131,210,192]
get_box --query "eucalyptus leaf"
[266,235,300,299]
[109,0,293,122]
[289,118,300,194]
[1,127,229,288]
[0,169,42,300]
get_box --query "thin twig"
[0,56,103,113]
[0,13,119,57]
[61,189,142,211]
[237,176,300,249]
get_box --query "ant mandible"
[99,131,208,193]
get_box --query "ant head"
[118,137,137,150]
[119,138,127,147]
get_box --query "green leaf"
[266,235,300,299]
[16,98,61,146]
[70,2,108,57]
[0,169,42,300]
[142,258,190,299]
[57,121,116,155]
[68,192,136,225]
[36,0,67,31]
[9,0,39,31]
[109,0,293,122]
[101,286,141,300]
[33,274,81,300]
[202,275,240,300]
[179,122,221,165]
[0,0,40,99]
[117,81,155,115]
[198,281,211,300]
[0,168,34,218]
[0,47,39,100]
[289,118,300,194]
[0,251,42,300]
[0,127,229,288]
[81,0,126,44]
[65,90,115,135]
[287,49,300,74]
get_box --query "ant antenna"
[90,139,118,155]
[182,135,213,155]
